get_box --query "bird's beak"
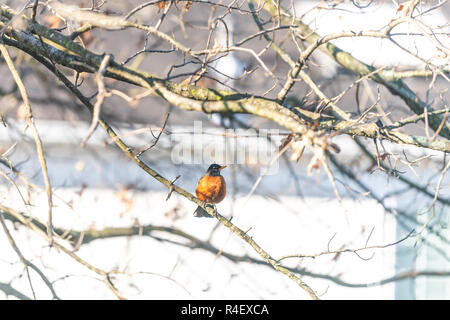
[219,165,227,170]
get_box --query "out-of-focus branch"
[0,282,31,300]
[353,137,450,206]
[0,209,59,299]
[254,0,450,140]
[277,229,415,262]
[3,203,449,291]
[327,152,450,255]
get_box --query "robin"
[193,164,227,218]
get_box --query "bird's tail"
[193,205,213,218]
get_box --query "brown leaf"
[396,1,415,16]
[290,139,306,162]
[307,156,321,176]
[185,0,193,10]
[182,71,203,85]
[79,23,94,46]
[115,184,134,217]
[195,77,210,88]
[75,184,87,197]
[156,1,168,12]
[279,133,294,151]
[44,15,63,29]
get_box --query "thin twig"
[0,44,54,245]
[277,229,415,262]
[80,54,111,147]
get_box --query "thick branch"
[0,9,448,152]
[254,0,450,140]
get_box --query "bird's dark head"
[206,163,226,176]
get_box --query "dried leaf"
[307,145,325,176]
[396,1,415,16]
[290,139,306,162]
[165,206,181,221]
[185,0,193,10]
[156,1,168,12]
[115,184,134,216]
[307,156,321,176]
[182,71,203,85]
[45,15,63,29]
[279,133,294,151]
[328,142,341,154]
[396,4,404,13]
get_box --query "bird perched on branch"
[194,164,227,218]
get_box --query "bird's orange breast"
[195,175,226,204]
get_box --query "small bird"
[194,164,227,218]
